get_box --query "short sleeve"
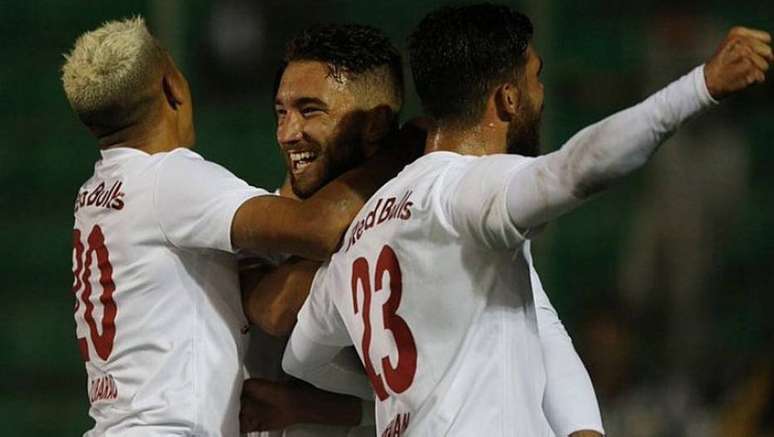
[154,150,268,252]
[439,154,532,250]
[296,262,352,347]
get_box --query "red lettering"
[365,199,382,230]
[379,198,395,224]
[87,183,104,206]
[400,201,413,220]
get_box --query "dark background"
[1,0,772,435]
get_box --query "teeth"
[290,151,316,161]
[290,151,317,172]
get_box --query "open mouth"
[289,151,318,174]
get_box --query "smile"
[289,151,318,174]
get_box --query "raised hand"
[704,26,773,100]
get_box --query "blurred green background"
[2,0,772,435]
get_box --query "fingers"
[749,51,770,72]
[727,34,772,82]
[730,26,772,44]
[749,39,774,62]
[737,44,771,72]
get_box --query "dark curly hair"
[278,24,404,107]
[408,3,533,127]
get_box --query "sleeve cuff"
[697,64,720,106]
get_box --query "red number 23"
[351,245,417,401]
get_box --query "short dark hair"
[280,24,404,106]
[408,3,533,126]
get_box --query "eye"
[301,107,323,118]
[275,107,287,118]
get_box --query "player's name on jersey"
[74,180,125,213]
[381,412,410,437]
[345,190,414,252]
[89,373,118,404]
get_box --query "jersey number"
[351,245,417,401]
[72,225,117,362]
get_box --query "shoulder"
[155,147,247,185]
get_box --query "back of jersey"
[72,147,264,437]
[310,152,550,436]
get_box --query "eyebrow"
[274,96,328,109]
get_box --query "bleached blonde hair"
[61,16,166,127]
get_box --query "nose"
[277,112,303,147]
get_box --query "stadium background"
[1,0,772,435]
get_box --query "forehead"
[276,60,355,105]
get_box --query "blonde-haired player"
[64,17,400,437]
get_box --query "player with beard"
[241,23,603,437]
[274,4,771,437]
[240,24,406,437]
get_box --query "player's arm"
[506,27,771,231]
[282,317,373,400]
[232,148,405,261]
[444,28,770,249]
[529,255,604,436]
[242,257,320,336]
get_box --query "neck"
[424,119,507,157]
[96,117,184,154]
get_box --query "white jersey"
[71,147,266,436]
[295,152,554,437]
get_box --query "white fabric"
[73,147,266,436]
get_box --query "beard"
[506,97,542,157]
[290,123,365,199]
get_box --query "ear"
[162,73,184,111]
[363,105,396,143]
[494,82,520,122]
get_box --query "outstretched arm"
[444,28,770,250]
[507,27,771,231]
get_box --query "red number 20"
[72,225,117,362]
[351,245,417,401]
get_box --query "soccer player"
[241,24,406,437]
[63,18,401,436]
[279,4,772,437]
[241,23,603,437]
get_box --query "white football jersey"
[295,151,555,436]
[71,147,266,436]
